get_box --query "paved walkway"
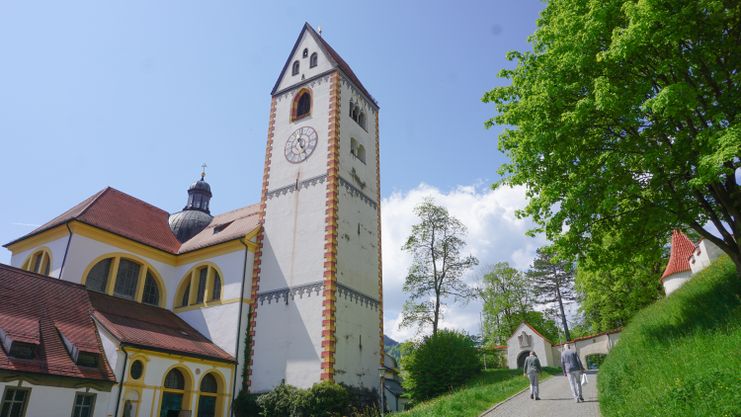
[481,372,601,417]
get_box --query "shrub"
[256,383,306,417]
[304,381,351,417]
[401,329,481,401]
[233,390,260,417]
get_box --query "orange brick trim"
[321,71,341,381]
[246,95,278,390]
[374,109,384,368]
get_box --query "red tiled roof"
[89,292,234,363]
[661,230,696,280]
[0,264,115,382]
[6,187,182,253]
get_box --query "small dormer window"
[76,351,99,368]
[9,342,36,359]
[310,52,318,68]
[292,60,300,76]
[22,249,51,276]
[302,48,308,58]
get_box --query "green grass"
[395,367,560,417]
[599,256,741,417]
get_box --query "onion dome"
[169,167,214,243]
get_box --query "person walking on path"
[523,351,542,400]
[560,343,586,403]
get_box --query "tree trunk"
[556,285,571,341]
[433,290,440,335]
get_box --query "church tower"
[248,24,383,392]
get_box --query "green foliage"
[521,311,560,342]
[249,382,376,417]
[480,262,531,345]
[401,198,478,334]
[526,246,575,340]
[483,0,741,274]
[304,381,351,417]
[255,384,306,417]
[233,390,260,417]
[575,233,665,332]
[599,257,741,416]
[397,368,561,417]
[401,329,481,401]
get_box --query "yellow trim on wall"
[81,252,168,308]
[69,221,256,266]
[172,297,253,313]
[5,225,69,254]
[21,246,53,276]
[174,262,226,309]
[123,346,235,368]
[195,370,228,417]
[158,364,195,417]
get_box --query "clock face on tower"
[284,126,318,163]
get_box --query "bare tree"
[400,198,478,335]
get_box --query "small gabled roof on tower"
[271,23,377,107]
[661,230,696,281]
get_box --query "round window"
[130,360,144,380]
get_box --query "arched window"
[22,249,52,276]
[356,144,366,164]
[351,106,359,122]
[358,111,366,129]
[310,52,318,68]
[350,137,359,157]
[292,60,300,76]
[197,373,220,417]
[349,100,355,118]
[161,368,189,417]
[175,264,224,308]
[291,89,312,121]
[83,255,164,306]
[302,48,308,58]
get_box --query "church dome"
[169,209,213,243]
[169,167,214,242]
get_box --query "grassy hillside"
[599,257,741,417]
[396,368,560,417]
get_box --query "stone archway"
[516,350,531,368]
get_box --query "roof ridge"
[75,187,111,219]
[212,203,260,218]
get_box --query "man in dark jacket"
[523,351,542,400]
[560,343,586,402]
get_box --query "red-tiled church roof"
[5,187,260,255]
[661,230,696,280]
[6,187,182,253]
[0,264,116,382]
[90,292,234,363]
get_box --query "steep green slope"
[599,257,741,417]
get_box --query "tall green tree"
[479,262,531,344]
[400,199,479,335]
[483,0,741,276]
[575,234,665,332]
[527,247,576,341]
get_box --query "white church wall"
[177,302,241,357]
[0,381,112,417]
[662,270,692,296]
[334,297,382,389]
[506,324,554,369]
[10,232,70,278]
[690,239,723,274]
[275,29,336,94]
[339,77,378,198]
[250,295,324,392]
[269,77,331,189]
[95,321,125,417]
[258,185,326,292]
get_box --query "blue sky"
[0,1,549,340]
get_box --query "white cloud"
[381,183,548,342]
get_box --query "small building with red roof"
[661,230,722,296]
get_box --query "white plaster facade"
[689,239,724,274]
[662,270,693,296]
[0,381,112,417]
[506,323,621,370]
